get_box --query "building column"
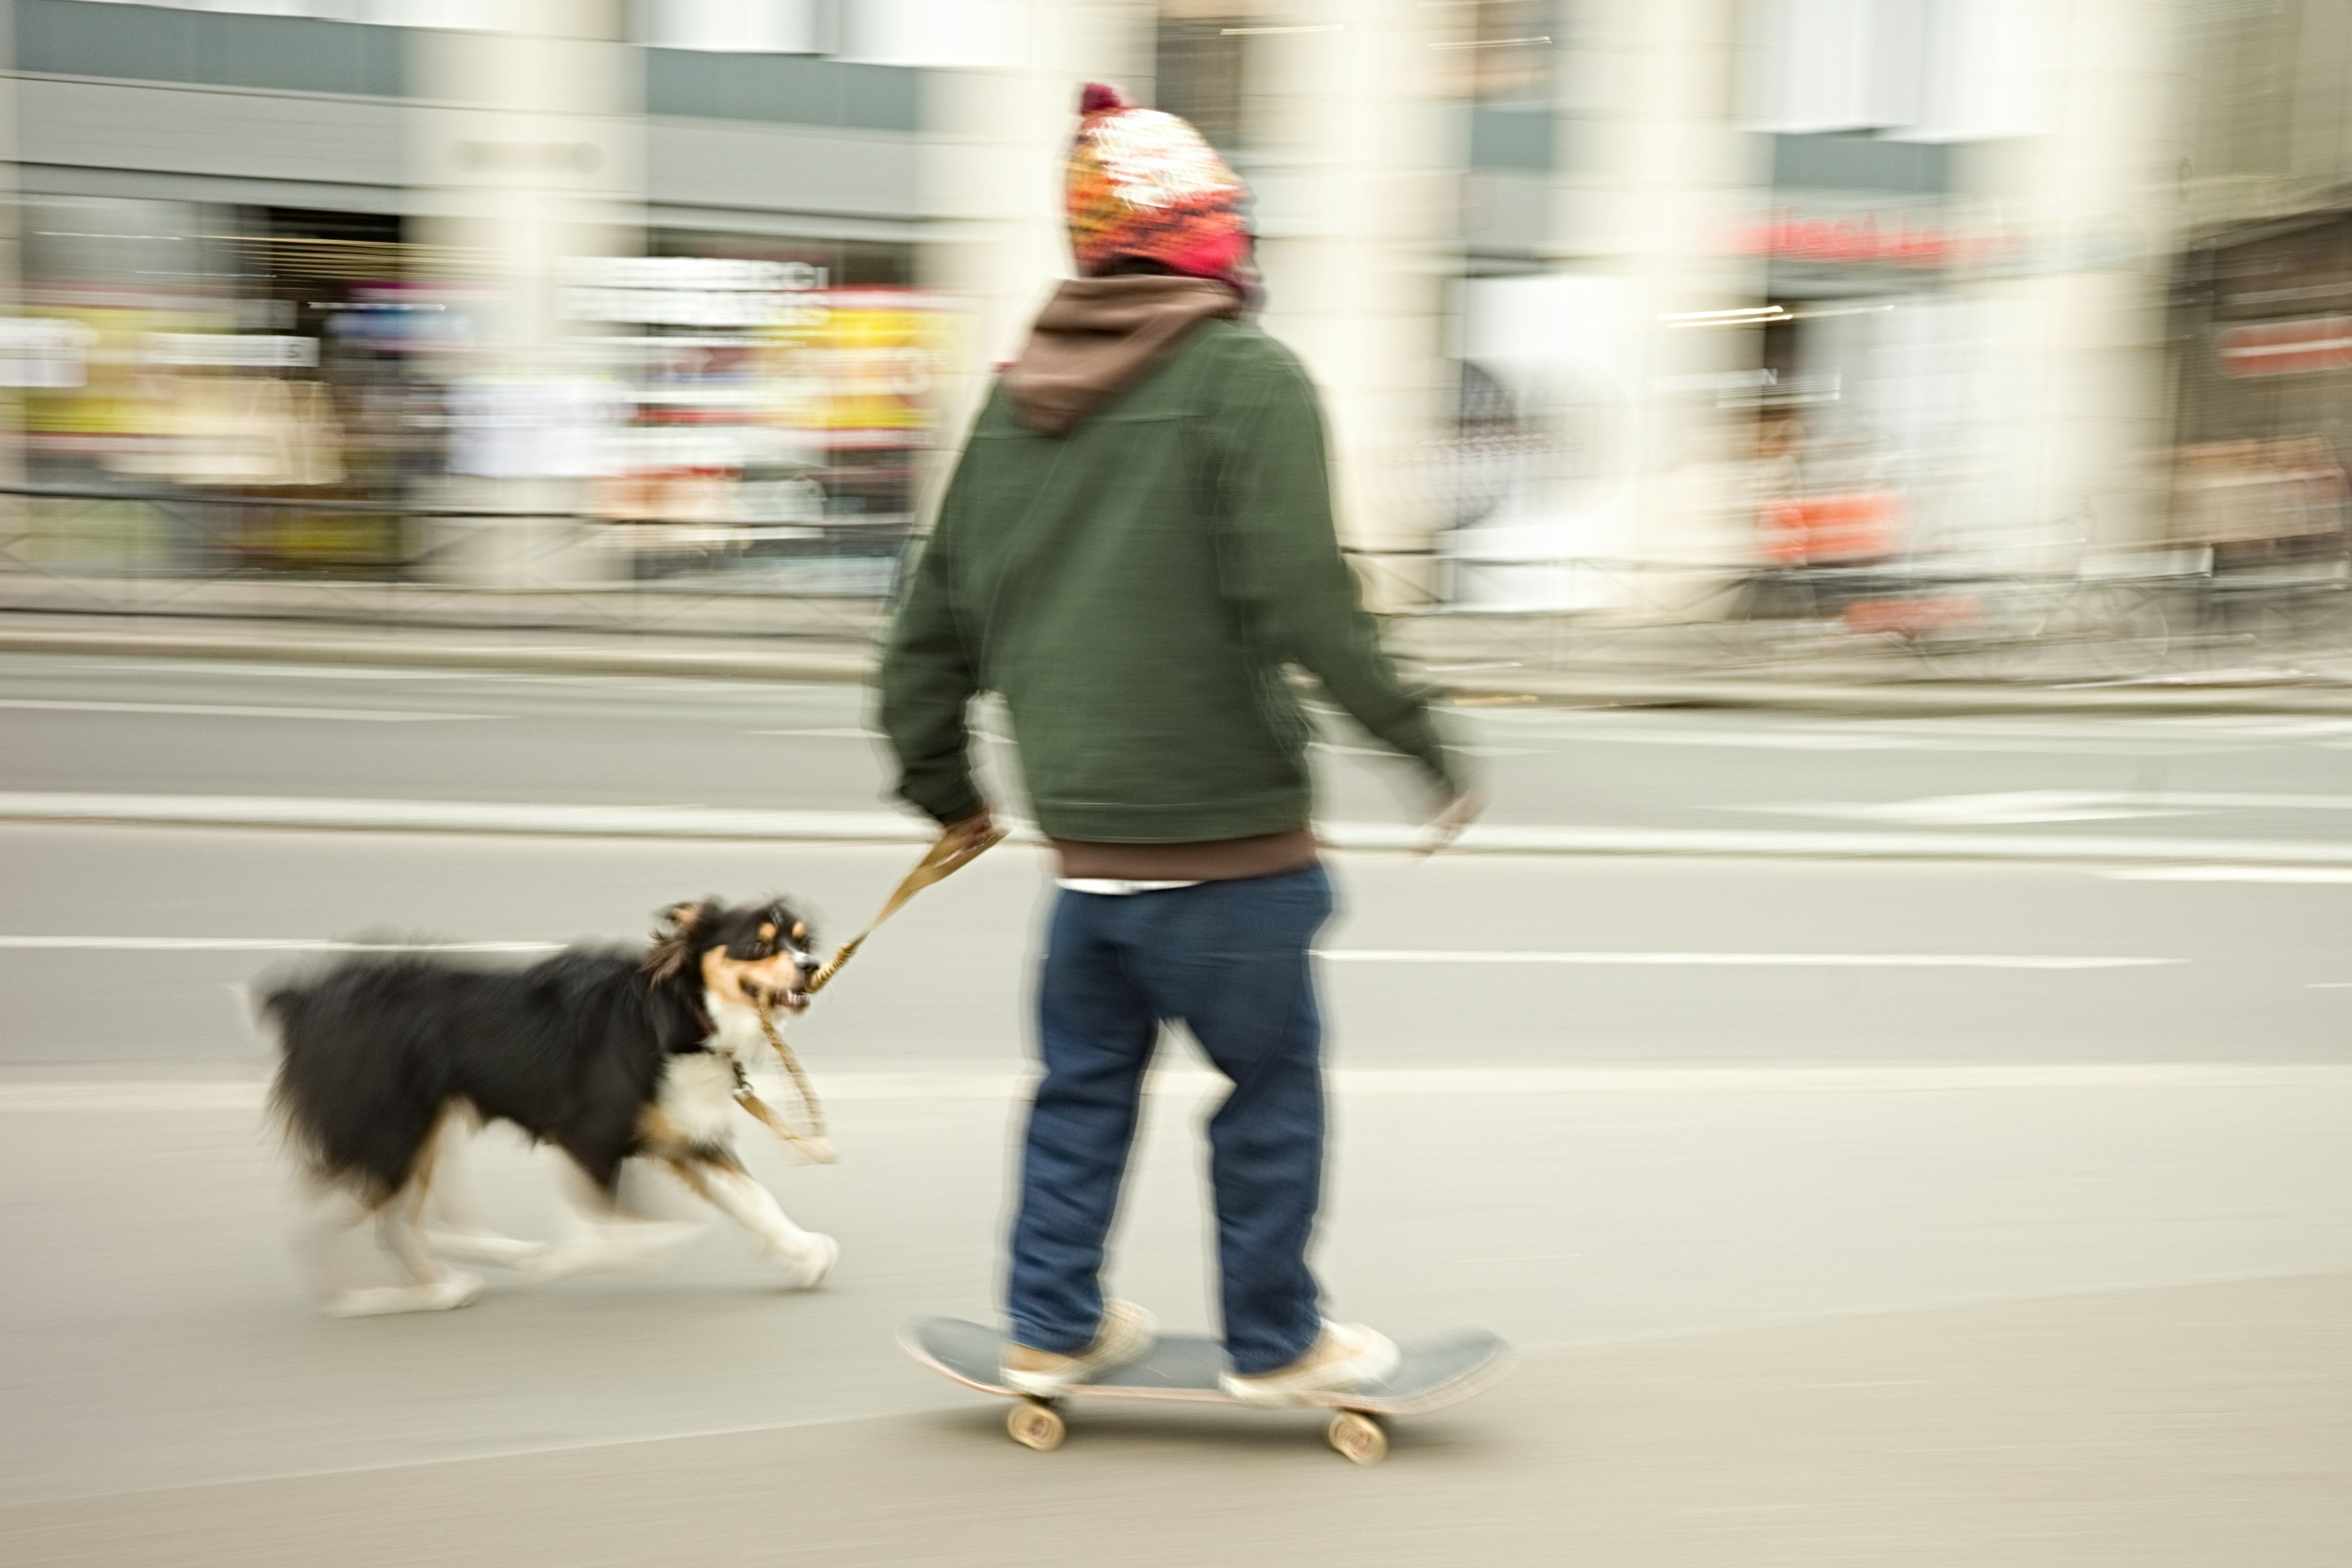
[1548,0,1756,573]
[918,2,1153,469]
[1244,3,1463,587]
[405,2,644,588]
[1964,0,2192,560]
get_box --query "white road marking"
[1315,742,1549,757]
[1746,791,2188,826]
[0,937,2173,969]
[750,727,880,738]
[1754,789,2352,827]
[1324,951,2177,970]
[6,1063,2347,1112]
[0,793,928,841]
[0,697,490,723]
[1473,725,2173,755]
[2109,865,2352,883]
[1462,712,2269,756]
[6,793,2352,869]
[0,936,559,953]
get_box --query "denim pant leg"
[1143,865,1335,1375]
[1005,889,1158,1354]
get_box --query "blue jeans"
[1007,862,1334,1375]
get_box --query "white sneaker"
[1000,1299,1157,1397]
[1220,1321,1400,1408]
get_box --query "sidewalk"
[9,607,2352,716]
[4,1063,2345,1564]
[10,1273,2339,1568]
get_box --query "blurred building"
[2,1,2347,620]
[1,0,1031,587]
[2168,2,2352,590]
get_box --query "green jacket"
[878,315,1460,843]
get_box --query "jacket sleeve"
[1204,334,1467,800]
[876,454,988,827]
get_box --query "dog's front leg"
[524,1150,706,1279]
[665,1150,837,1290]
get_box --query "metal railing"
[0,481,910,640]
[1342,545,2352,683]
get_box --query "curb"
[9,793,2352,869]
[0,625,873,684]
[9,620,2352,714]
[1436,668,2352,716]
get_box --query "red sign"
[2218,317,2352,378]
[1728,211,2021,269]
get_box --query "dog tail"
[259,978,339,1192]
[262,959,444,1205]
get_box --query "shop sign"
[562,257,830,328]
[763,290,951,449]
[1727,209,2032,270]
[0,317,94,386]
[1733,211,1965,267]
[2217,317,2352,378]
[143,333,318,368]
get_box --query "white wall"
[1743,0,2050,141]
[642,0,823,53]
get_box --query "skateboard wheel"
[1327,1411,1387,1466]
[1007,1400,1066,1453]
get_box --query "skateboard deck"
[901,1316,1512,1463]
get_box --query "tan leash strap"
[804,823,1007,994]
[753,1005,830,1154]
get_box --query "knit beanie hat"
[1064,83,1253,291]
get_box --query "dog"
[263,896,840,1317]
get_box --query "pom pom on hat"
[1078,82,1128,115]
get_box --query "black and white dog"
[264,897,839,1317]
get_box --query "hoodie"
[879,277,1461,872]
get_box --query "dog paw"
[323,1271,484,1318]
[793,1137,837,1166]
[772,1233,839,1291]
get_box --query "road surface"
[1,654,2346,1565]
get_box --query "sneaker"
[1219,1321,1400,1408]
[1000,1299,1157,1397]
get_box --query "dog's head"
[644,897,819,1014]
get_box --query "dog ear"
[644,898,717,984]
[657,899,715,933]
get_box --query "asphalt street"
[1,652,2347,1564]
[9,651,2352,845]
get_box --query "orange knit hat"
[1064,83,1252,288]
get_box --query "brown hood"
[1002,276,1242,435]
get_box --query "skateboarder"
[878,83,1472,1408]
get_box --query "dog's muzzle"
[755,984,812,1014]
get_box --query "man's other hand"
[1419,791,1482,858]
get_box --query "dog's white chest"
[701,995,769,1071]
[655,1052,742,1147]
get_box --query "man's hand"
[939,809,1001,870]
[1418,791,1482,859]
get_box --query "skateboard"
[900,1316,1512,1464]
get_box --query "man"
[879,83,1471,1406]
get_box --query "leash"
[804,821,1008,995]
[744,821,1007,1161]
[750,1004,832,1161]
